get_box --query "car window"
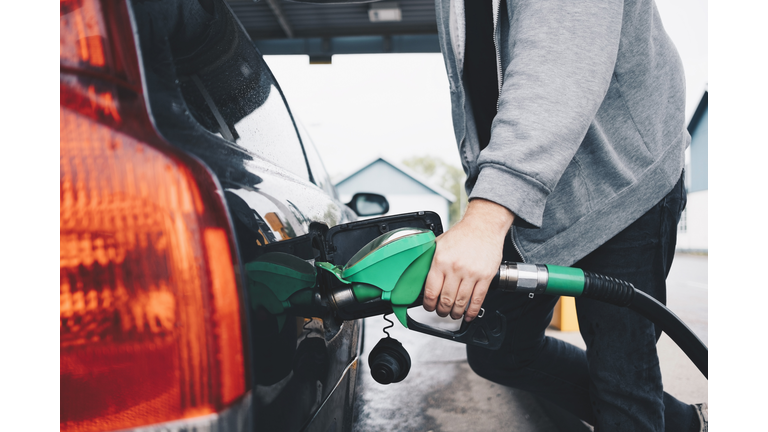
[135,0,310,181]
[295,120,338,199]
[180,64,310,181]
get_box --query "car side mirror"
[346,193,389,217]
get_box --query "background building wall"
[677,92,708,253]
[690,109,709,193]
[676,190,708,252]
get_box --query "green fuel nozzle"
[244,228,640,348]
[316,227,436,328]
[245,225,707,379]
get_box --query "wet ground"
[351,253,708,431]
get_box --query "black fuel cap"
[368,337,411,385]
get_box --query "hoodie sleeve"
[468,0,624,228]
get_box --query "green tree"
[402,155,467,227]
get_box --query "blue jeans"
[467,175,699,431]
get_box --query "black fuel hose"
[580,271,707,378]
[628,289,707,378]
[494,265,708,379]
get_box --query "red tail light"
[60,1,249,431]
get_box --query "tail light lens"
[60,1,249,431]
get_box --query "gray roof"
[335,157,456,203]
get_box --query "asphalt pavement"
[351,253,708,432]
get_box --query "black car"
[60,0,391,430]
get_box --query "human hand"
[423,199,515,322]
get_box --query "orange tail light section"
[61,1,248,431]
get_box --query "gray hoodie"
[435,0,689,266]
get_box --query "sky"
[264,0,708,181]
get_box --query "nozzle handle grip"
[405,309,507,350]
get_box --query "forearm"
[462,198,515,240]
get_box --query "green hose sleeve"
[544,265,585,297]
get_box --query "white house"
[677,90,708,253]
[334,157,456,229]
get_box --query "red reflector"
[60,105,247,431]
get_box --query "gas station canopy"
[227,0,439,62]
